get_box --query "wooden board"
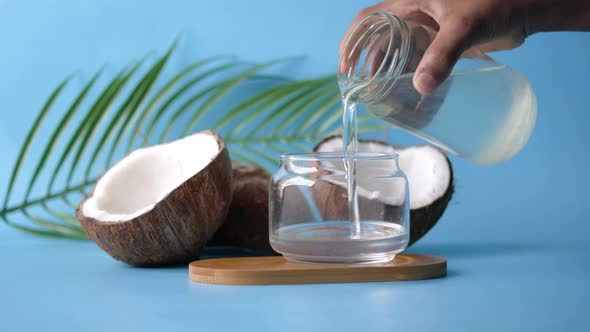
[189,254,446,285]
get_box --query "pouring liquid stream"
[341,83,367,238]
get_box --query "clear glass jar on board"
[269,152,409,265]
[338,11,538,164]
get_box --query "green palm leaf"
[0,40,385,239]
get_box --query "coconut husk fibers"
[208,163,275,252]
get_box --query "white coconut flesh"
[82,133,222,222]
[315,137,451,209]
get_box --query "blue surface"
[1,0,589,331]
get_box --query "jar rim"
[280,152,399,162]
[337,11,412,102]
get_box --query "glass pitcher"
[338,11,537,164]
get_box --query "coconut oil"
[365,65,537,164]
[270,221,407,264]
[342,83,362,237]
[338,80,408,259]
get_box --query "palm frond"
[0,41,385,239]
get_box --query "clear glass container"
[338,11,538,164]
[269,152,409,264]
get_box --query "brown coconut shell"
[208,163,274,252]
[77,131,233,267]
[313,135,454,246]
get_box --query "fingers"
[342,1,526,96]
[414,18,471,95]
[475,37,524,52]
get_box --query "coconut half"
[208,163,274,252]
[314,135,453,245]
[77,130,232,266]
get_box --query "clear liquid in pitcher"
[363,65,537,164]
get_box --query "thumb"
[413,20,470,95]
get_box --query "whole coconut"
[209,163,274,252]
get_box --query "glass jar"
[269,152,409,264]
[338,11,537,165]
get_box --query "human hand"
[341,0,590,95]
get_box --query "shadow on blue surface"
[201,246,278,259]
[409,241,554,260]
[127,242,550,274]
[109,246,278,269]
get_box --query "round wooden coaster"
[189,254,446,285]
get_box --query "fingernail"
[416,72,439,95]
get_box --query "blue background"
[1,0,589,331]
